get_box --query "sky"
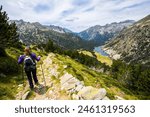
[1,0,150,32]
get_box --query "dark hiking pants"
[25,68,38,89]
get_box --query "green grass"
[51,75,60,84]
[54,53,138,100]
[0,46,46,100]
[0,75,24,100]
[0,47,26,99]
[78,50,94,57]
[94,52,112,66]
[78,50,112,66]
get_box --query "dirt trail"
[16,53,70,100]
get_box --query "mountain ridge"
[78,20,135,40]
[78,20,135,46]
[11,19,135,50]
[10,19,93,50]
[103,15,150,65]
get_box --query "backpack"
[24,55,36,70]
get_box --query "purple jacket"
[18,53,40,64]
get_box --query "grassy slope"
[52,53,138,100]
[0,46,45,100]
[0,47,23,99]
[79,50,94,57]
[79,50,112,66]
[0,47,142,100]
[94,52,112,66]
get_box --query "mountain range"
[78,20,135,46]
[10,16,150,65]
[10,20,92,50]
[103,15,150,66]
[10,19,135,50]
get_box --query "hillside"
[78,20,134,46]
[15,51,140,100]
[2,45,150,100]
[103,15,150,66]
[10,20,93,50]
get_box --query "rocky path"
[16,53,70,100]
[16,53,110,100]
[33,53,70,100]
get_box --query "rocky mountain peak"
[78,20,135,46]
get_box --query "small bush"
[0,56,20,75]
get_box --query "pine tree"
[0,5,19,56]
[0,6,9,48]
[7,22,19,47]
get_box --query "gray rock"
[60,73,73,85]
[75,84,84,92]
[102,96,110,100]
[61,82,76,91]
[22,91,30,100]
[78,86,107,100]
[72,94,79,100]
[67,77,79,84]
[93,88,107,100]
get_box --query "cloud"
[66,17,79,22]
[61,9,76,17]
[84,6,95,12]
[112,0,150,12]
[34,4,51,13]
[0,0,150,32]
[72,0,91,6]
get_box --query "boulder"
[61,82,76,91]
[93,88,107,100]
[72,94,79,100]
[78,86,107,100]
[67,77,79,84]
[60,73,73,85]
[75,84,84,92]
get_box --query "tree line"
[111,60,150,98]
[0,6,21,56]
[39,39,109,69]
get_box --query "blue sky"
[1,0,150,32]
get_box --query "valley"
[0,5,150,100]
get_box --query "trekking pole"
[40,63,46,87]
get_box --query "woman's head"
[24,46,31,55]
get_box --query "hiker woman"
[18,46,41,90]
